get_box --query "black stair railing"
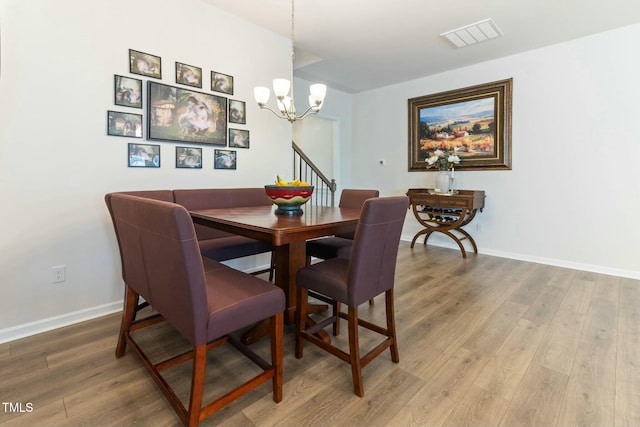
[292,141,336,207]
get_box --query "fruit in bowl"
[265,176,314,215]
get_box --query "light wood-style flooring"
[1,243,639,426]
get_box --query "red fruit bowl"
[264,185,314,215]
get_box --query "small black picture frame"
[108,111,142,138]
[176,146,202,169]
[175,62,202,88]
[229,129,249,148]
[214,149,236,170]
[129,49,162,79]
[114,75,143,109]
[128,143,160,168]
[229,99,246,124]
[211,71,234,95]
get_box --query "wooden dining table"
[190,204,361,342]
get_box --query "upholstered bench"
[172,188,273,263]
[106,188,273,269]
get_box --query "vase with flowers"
[426,149,461,193]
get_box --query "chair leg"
[295,287,308,358]
[333,301,341,336]
[347,306,364,397]
[385,289,399,363]
[186,344,207,427]
[116,285,138,358]
[270,311,284,402]
[268,251,275,282]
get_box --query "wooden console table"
[406,189,485,258]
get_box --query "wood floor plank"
[615,280,640,427]
[498,363,568,427]
[556,284,619,427]
[473,318,548,401]
[386,347,489,427]
[443,384,510,427]
[1,243,638,426]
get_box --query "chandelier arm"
[296,106,320,121]
[259,105,291,119]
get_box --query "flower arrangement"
[426,149,461,171]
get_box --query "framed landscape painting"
[408,78,512,171]
[147,81,227,145]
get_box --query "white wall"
[0,0,293,340]
[351,23,640,279]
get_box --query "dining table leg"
[240,240,330,345]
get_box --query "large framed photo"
[408,78,512,171]
[175,62,202,88]
[129,49,162,79]
[214,149,236,170]
[114,75,142,108]
[176,146,202,169]
[229,99,246,124]
[148,81,227,145]
[128,143,160,168]
[229,129,249,148]
[211,71,233,95]
[107,111,142,138]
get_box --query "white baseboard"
[400,234,640,280]
[0,301,123,345]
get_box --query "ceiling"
[201,0,640,93]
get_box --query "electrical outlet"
[476,223,484,232]
[52,265,66,283]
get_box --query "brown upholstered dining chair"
[107,194,284,426]
[295,196,409,397]
[306,189,379,261]
[305,189,379,333]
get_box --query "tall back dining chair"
[295,196,409,397]
[107,194,284,426]
[305,189,379,260]
[305,189,379,334]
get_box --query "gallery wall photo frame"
[211,71,234,95]
[175,62,202,89]
[214,149,236,170]
[107,111,142,138]
[128,143,160,168]
[129,49,162,79]
[229,129,249,148]
[147,81,228,146]
[114,75,143,109]
[229,99,246,124]
[408,78,512,171]
[176,146,203,169]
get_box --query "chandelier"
[253,0,327,123]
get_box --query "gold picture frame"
[408,78,512,171]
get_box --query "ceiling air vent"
[440,18,503,48]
